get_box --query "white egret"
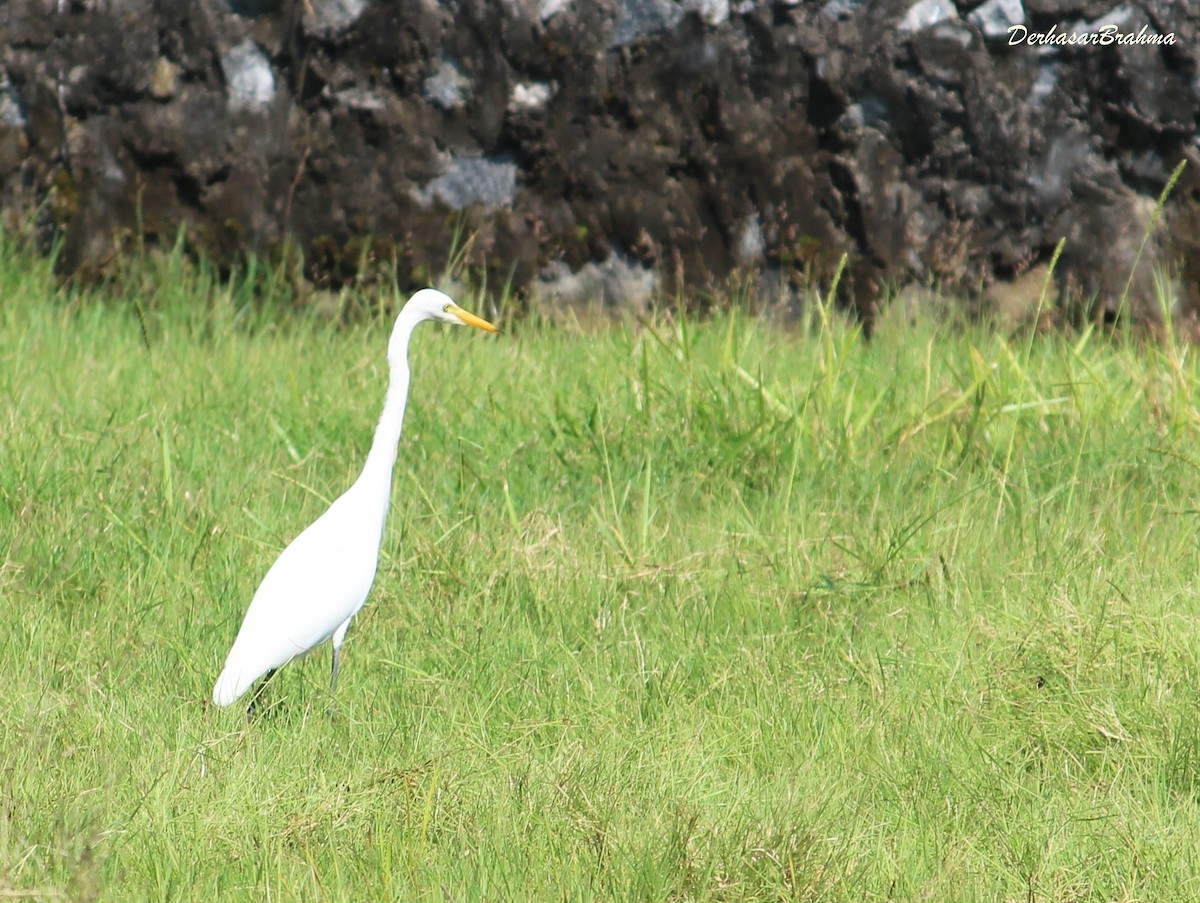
[212,289,499,710]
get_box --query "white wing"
[212,490,384,705]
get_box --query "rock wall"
[1,0,1197,324]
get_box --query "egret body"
[212,289,499,709]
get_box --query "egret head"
[389,289,500,364]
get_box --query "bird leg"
[326,647,344,718]
[245,668,278,721]
[329,618,352,699]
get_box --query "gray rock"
[221,40,274,112]
[1028,54,1060,107]
[734,214,764,267]
[422,57,470,111]
[821,0,867,21]
[611,0,685,48]
[508,81,554,113]
[302,0,367,38]
[539,0,572,21]
[532,250,659,310]
[897,0,958,33]
[414,155,520,210]
[329,86,386,112]
[838,95,889,130]
[681,0,730,27]
[0,72,26,129]
[967,0,1024,40]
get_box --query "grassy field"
[4,239,1200,901]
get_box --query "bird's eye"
[443,303,452,312]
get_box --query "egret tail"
[212,658,264,707]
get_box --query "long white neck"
[352,309,420,535]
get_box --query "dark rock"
[0,0,1196,325]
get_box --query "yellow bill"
[448,304,501,334]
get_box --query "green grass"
[5,238,1200,901]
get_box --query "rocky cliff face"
[1,0,1197,324]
